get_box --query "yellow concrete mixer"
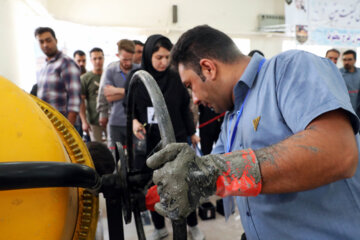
[0,75,98,240]
[0,69,189,240]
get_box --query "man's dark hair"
[171,25,242,76]
[248,50,264,57]
[34,27,56,39]
[90,47,104,55]
[326,48,340,56]
[73,50,86,58]
[133,40,144,46]
[343,49,357,60]
[86,142,115,176]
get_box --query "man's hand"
[146,143,262,220]
[67,111,77,125]
[104,85,121,96]
[133,119,146,140]
[82,121,91,133]
[190,134,200,147]
[104,85,125,103]
[99,117,108,128]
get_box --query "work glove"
[145,185,160,211]
[147,143,262,220]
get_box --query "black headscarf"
[126,34,195,169]
[141,34,173,89]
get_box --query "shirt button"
[246,211,251,216]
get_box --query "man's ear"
[199,59,216,80]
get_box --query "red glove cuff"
[215,149,262,197]
[145,185,160,211]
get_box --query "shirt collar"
[343,67,358,73]
[233,53,265,110]
[116,61,122,73]
[239,53,264,88]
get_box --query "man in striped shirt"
[35,27,81,125]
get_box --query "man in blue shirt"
[147,25,360,239]
[340,49,360,118]
[96,39,139,145]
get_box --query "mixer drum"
[0,76,98,240]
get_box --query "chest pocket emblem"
[253,116,261,131]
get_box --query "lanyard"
[120,72,126,81]
[226,58,265,153]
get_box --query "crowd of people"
[32,25,360,240]
[32,26,212,240]
[325,48,360,118]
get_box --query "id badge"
[147,107,158,124]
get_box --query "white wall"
[44,0,287,56]
[45,0,288,57]
[0,0,288,89]
[0,0,21,85]
[2,0,314,91]
[2,0,358,92]
[0,0,57,90]
[46,0,284,33]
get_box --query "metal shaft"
[127,70,187,240]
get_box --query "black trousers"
[199,107,223,155]
[150,210,198,229]
[200,127,221,155]
[109,125,127,145]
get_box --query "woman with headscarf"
[126,34,204,240]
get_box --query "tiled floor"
[99,195,244,240]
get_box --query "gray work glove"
[147,143,262,220]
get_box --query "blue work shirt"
[212,51,360,239]
[340,67,360,117]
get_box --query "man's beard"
[120,62,132,72]
[45,50,57,59]
[80,66,86,75]
[344,64,352,71]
